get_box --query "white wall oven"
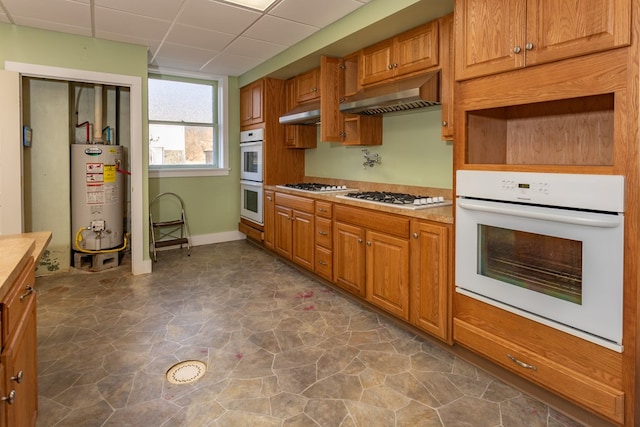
[456,171,624,352]
[240,128,263,182]
[240,180,264,225]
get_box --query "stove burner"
[281,183,349,192]
[342,191,449,208]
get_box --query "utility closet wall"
[22,77,131,274]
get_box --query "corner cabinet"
[455,0,631,81]
[240,80,264,126]
[410,220,451,342]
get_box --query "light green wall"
[306,108,453,189]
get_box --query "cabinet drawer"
[315,201,332,218]
[315,217,332,249]
[2,258,35,345]
[334,204,410,238]
[275,192,315,213]
[454,318,624,425]
[315,246,332,281]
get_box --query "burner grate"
[340,191,450,209]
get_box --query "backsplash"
[305,108,453,189]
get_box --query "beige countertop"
[0,231,52,292]
[266,184,454,224]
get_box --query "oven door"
[240,180,263,225]
[240,141,263,182]
[455,197,624,351]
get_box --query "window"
[148,74,228,177]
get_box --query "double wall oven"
[455,170,625,351]
[240,129,264,225]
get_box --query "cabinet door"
[455,0,526,80]
[360,39,395,86]
[395,20,439,78]
[240,81,264,126]
[439,14,454,141]
[264,191,275,250]
[525,0,631,67]
[333,222,366,296]
[320,56,344,143]
[292,210,314,270]
[2,297,37,427]
[274,206,293,259]
[366,230,410,320]
[410,220,450,342]
[295,68,320,103]
[250,82,263,124]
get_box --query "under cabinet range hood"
[340,71,440,115]
[278,100,321,125]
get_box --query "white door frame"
[5,61,151,275]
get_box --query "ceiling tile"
[166,24,236,52]
[243,15,317,46]
[11,17,91,37]
[2,0,89,26]
[224,36,287,59]
[0,13,10,24]
[200,52,263,76]
[94,0,184,21]
[153,42,218,70]
[269,0,362,28]
[94,7,171,41]
[94,29,161,52]
[178,0,261,34]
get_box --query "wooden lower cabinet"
[366,230,410,320]
[410,220,451,342]
[314,202,333,281]
[1,257,37,427]
[454,293,624,425]
[333,205,411,319]
[274,193,315,271]
[264,190,275,250]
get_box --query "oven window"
[244,189,259,214]
[243,151,259,174]
[478,225,582,304]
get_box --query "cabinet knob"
[441,121,448,127]
[413,232,419,239]
[20,286,34,301]
[358,238,363,243]
[1,390,16,405]
[267,196,272,201]
[525,42,534,50]
[387,64,393,70]
[513,46,522,54]
[366,241,372,246]
[11,371,23,384]
[393,63,398,68]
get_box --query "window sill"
[148,168,231,178]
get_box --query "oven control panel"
[456,170,624,213]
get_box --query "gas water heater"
[71,144,124,252]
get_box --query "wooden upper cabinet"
[240,80,264,126]
[284,78,316,149]
[439,13,454,141]
[455,0,631,81]
[295,68,320,104]
[320,56,344,143]
[361,20,439,86]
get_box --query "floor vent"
[166,360,206,384]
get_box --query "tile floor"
[35,241,588,427]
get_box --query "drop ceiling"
[0,0,375,77]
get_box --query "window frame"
[147,71,230,178]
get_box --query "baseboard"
[188,231,246,247]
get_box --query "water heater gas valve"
[90,220,106,232]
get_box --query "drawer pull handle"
[1,390,16,405]
[318,260,328,266]
[20,286,35,301]
[319,208,327,212]
[318,231,328,236]
[11,371,23,384]
[507,354,537,371]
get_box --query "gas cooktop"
[276,183,356,193]
[336,191,452,210]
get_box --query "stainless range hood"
[279,100,321,125]
[340,71,440,115]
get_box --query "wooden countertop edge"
[0,231,52,290]
[265,185,454,224]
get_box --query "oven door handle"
[457,199,622,228]
[240,141,263,148]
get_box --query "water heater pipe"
[93,84,103,143]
